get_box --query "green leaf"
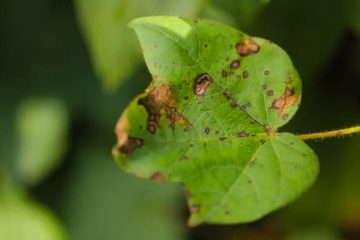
[16,99,68,185]
[113,16,319,226]
[75,0,204,91]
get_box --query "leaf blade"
[114,16,319,225]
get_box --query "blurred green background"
[0,0,359,239]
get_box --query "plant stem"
[298,126,360,141]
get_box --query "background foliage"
[0,0,359,239]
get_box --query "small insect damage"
[236,38,260,56]
[139,84,189,134]
[113,114,144,155]
[193,73,213,96]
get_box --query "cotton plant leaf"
[113,16,319,226]
[75,0,204,91]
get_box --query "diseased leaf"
[113,17,319,226]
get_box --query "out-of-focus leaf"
[252,0,351,82]
[0,180,66,240]
[210,0,270,30]
[113,17,319,226]
[60,145,184,240]
[16,99,68,185]
[75,0,205,91]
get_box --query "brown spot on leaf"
[243,71,249,79]
[264,70,270,76]
[267,90,274,96]
[151,172,165,181]
[190,204,201,213]
[238,131,249,137]
[230,60,240,69]
[147,125,156,134]
[204,127,210,135]
[219,137,227,141]
[138,84,189,134]
[193,73,212,96]
[236,38,260,56]
[231,102,239,108]
[221,70,228,77]
[282,114,289,120]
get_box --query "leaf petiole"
[298,125,360,141]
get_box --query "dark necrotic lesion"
[193,73,213,96]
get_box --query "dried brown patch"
[138,84,189,134]
[193,73,212,96]
[272,86,300,117]
[113,114,143,155]
[236,38,260,56]
[118,137,143,155]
